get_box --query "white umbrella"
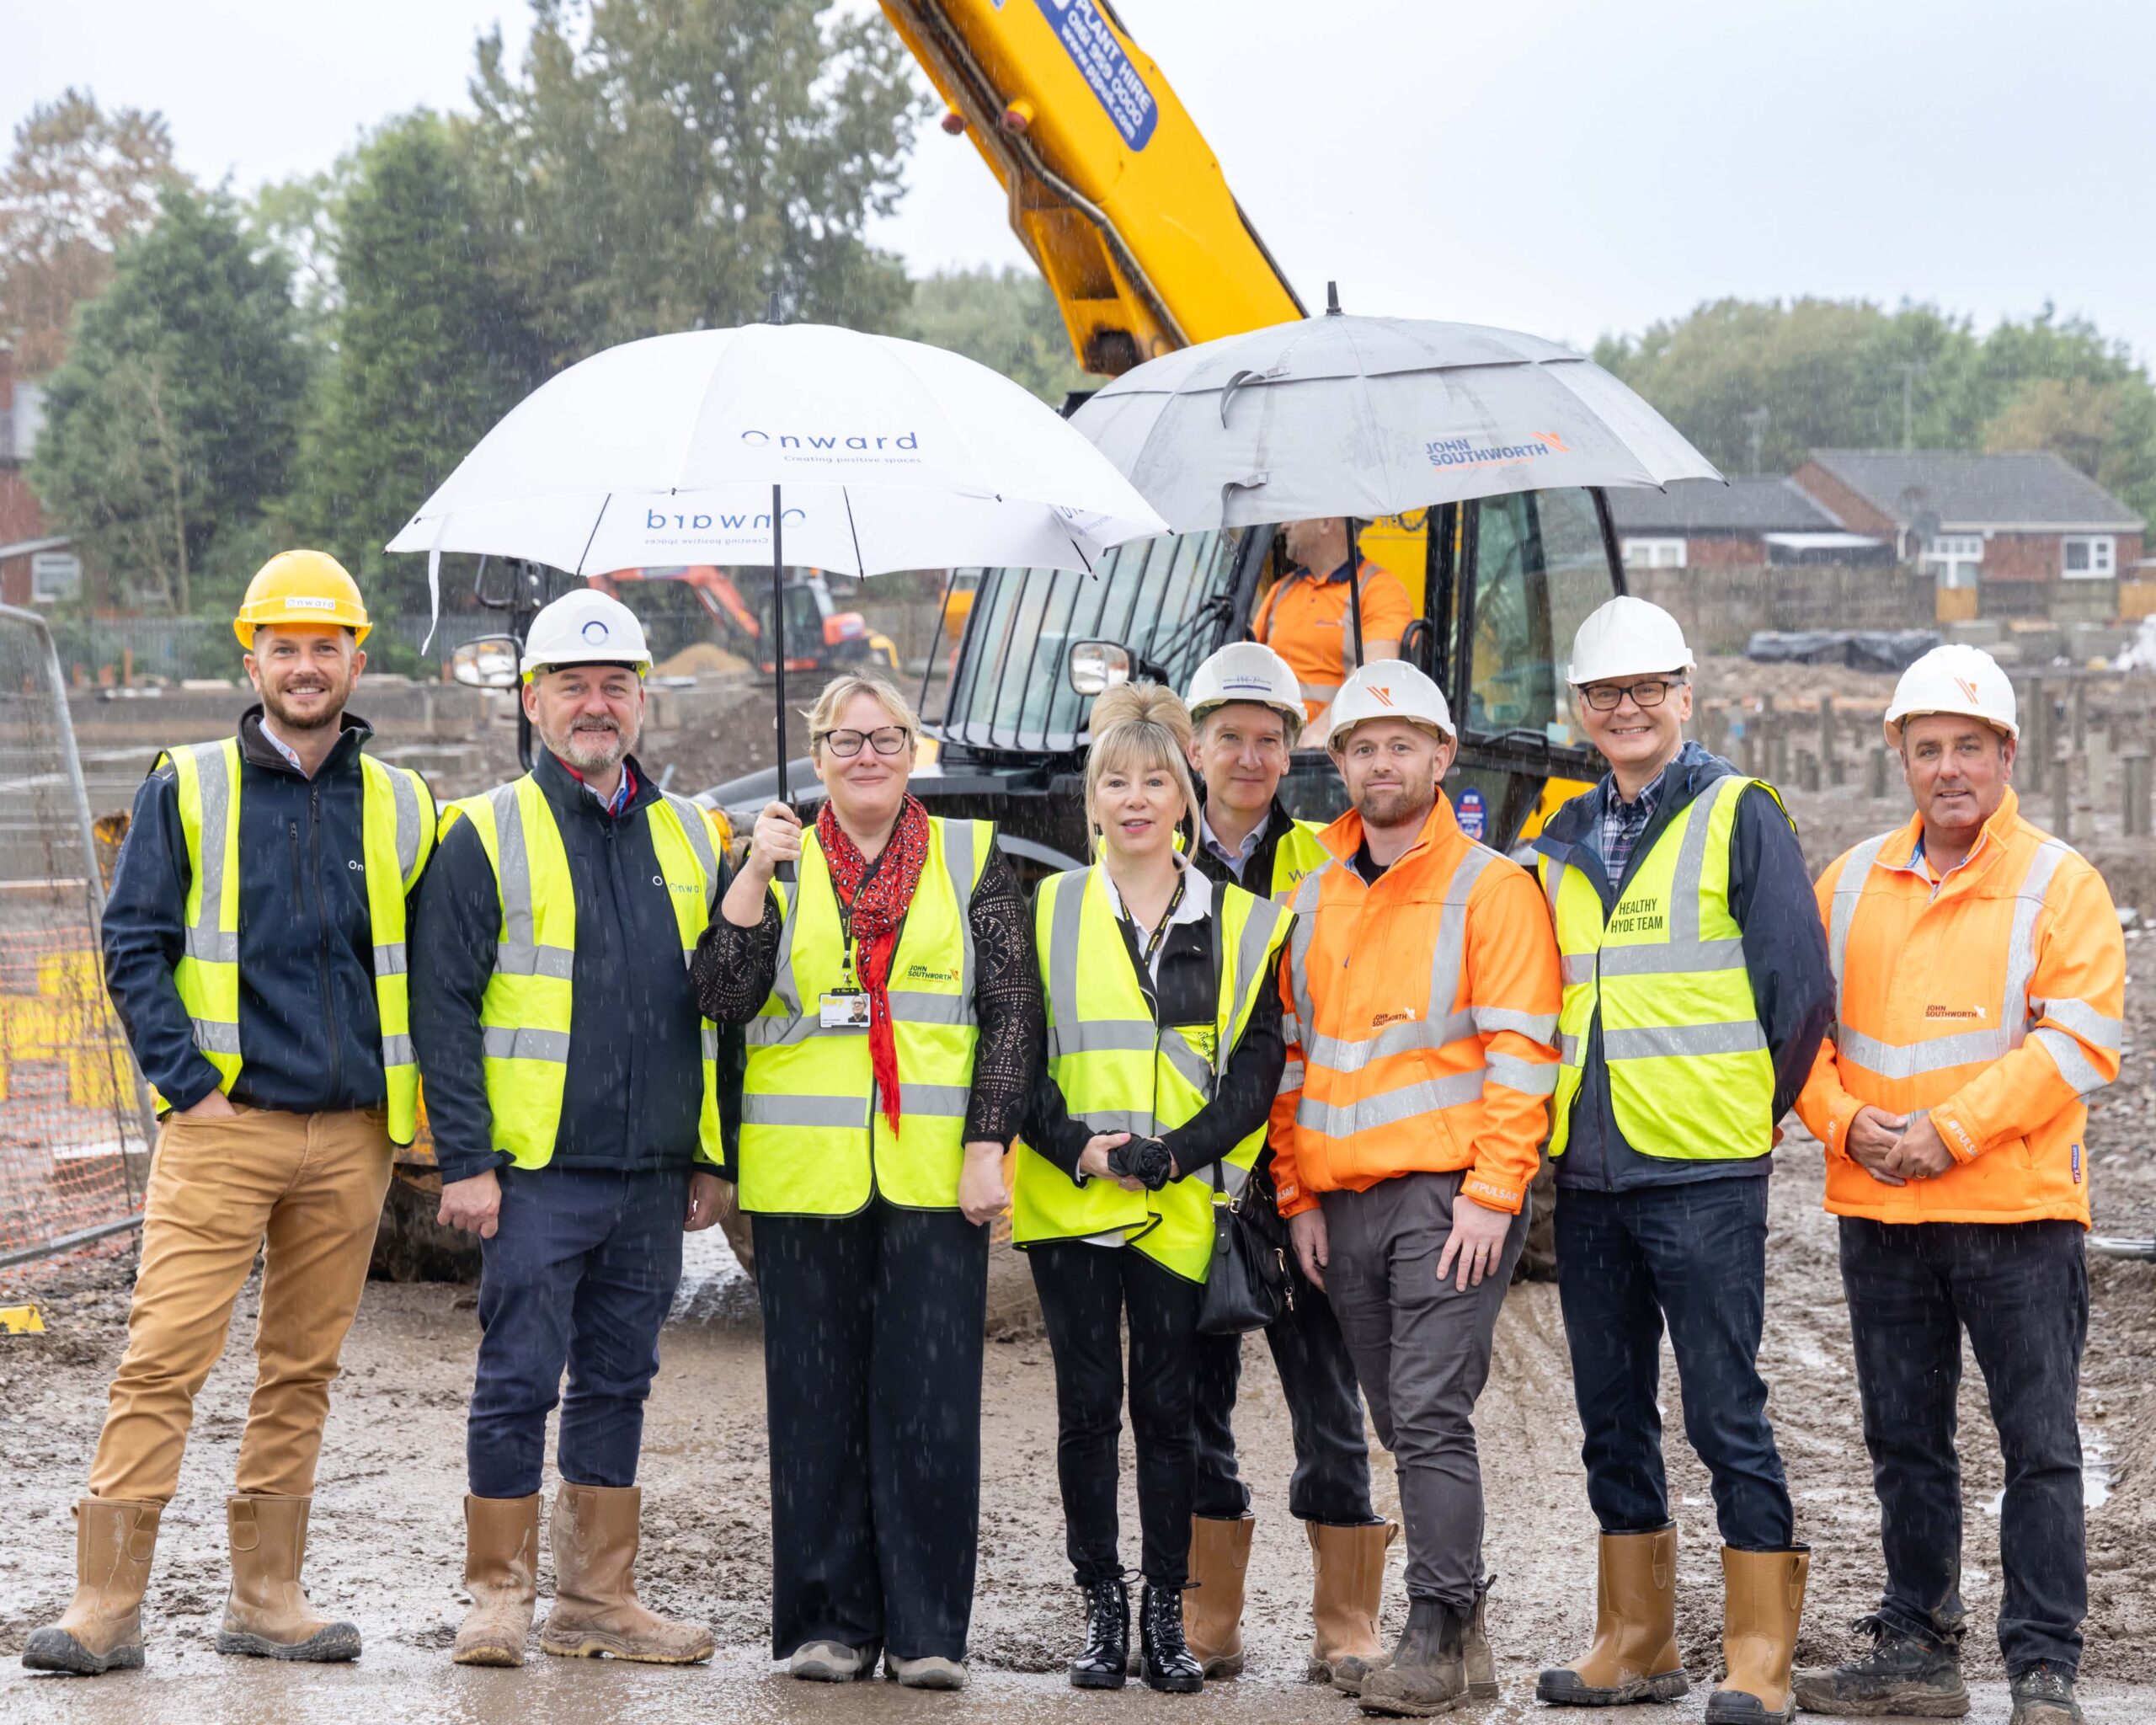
[387,323,1167,791]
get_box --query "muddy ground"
[3,656,2153,1722]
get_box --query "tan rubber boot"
[539,1482,714,1664]
[1534,1524,1689,1705]
[452,1493,541,1667]
[217,1496,360,1661]
[1310,1519,1396,1687]
[21,1498,162,1674]
[1706,1546,1808,1725]
[1185,1515,1253,1678]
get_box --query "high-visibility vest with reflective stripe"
[161,738,434,1144]
[738,818,990,1215]
[1252,560,1396,713]
[1540,773,1771,1160]
[446,776,725,1169]
[1014,866,1293,1281]
[1265,819,1331,904]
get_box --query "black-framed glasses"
[1581,677,1685,712]
[819,725,910,758]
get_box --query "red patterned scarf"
[818,793,931,1135]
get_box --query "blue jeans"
[1555,1177,1793,1551]
[467,1165,688,1498]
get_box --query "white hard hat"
[1566,595,1695,686]
[520,589,653,681]
[1186,641,1305,741]
[1883,644,2018,744]
[1324,659,1454,750]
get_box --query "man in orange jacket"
[1272,660,1561,1717]
[1792,646,2123,1725]
[1250,519,1412,729]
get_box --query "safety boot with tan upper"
[1537,1524,1689,1706]
[216,1495,361,1661]
[1310,1519,1396,1686]
[452,1493,541,1666]
[1706,1546,1808,1724]
[21,1498,162,1674]
[1185,1514,1252,1678]
[539,1482,713,1664]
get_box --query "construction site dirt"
[3,658,2153,1722]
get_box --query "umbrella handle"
[772,482,790,803]
[1345,515,1364,669]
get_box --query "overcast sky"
[7,0,2150,363]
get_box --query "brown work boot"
[1185,1514,1252,1678]
[452,1493,541,1667]
[1536,1524,1689,1705]
[21,1498,162,1674]
[1707,1546,1809,1723]
[1311,1519,1396,1688]
[539,1482,713,1664]
[216,1495,361,1661]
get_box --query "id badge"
[819,989,871,1030]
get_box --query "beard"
[260,674,350,733]
[554,716,632,773]
[1354,779,1435,831]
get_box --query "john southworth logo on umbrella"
[1424,430,1572,473]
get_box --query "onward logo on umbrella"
[739,427,924,466]
[1426,430,1570,471]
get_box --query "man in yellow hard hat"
[26,552,435,1677]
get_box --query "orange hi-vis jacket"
[1251,558,1413,723]
[1796,790,2125,1226]
[1270,793,1562,1218]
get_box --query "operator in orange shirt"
[1791,645,2124,1725]
[1270,660,1561,1717]
[1250,519,1412,731]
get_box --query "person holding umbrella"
[1250,519,1411,730]
[1015,683,1294,1696]
[696,671,1039,1691]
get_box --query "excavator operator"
[1249,519,1412,733]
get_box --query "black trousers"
[1839,1216,2089,1677]
[756,1201,989,1662]
[1192,1256,1377,1526]
[1030,1241,1203,1586]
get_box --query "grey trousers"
[1320,1170,1527,1608]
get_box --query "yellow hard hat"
[234,550,371,649]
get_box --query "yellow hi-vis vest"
[1265,819,1331,904]
[162,737,434,1144]
[1014,865,1294,1281]
[1540,772,1774,1159]
[446,775,726,1169]
[739,818,992,1215]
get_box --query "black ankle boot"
[1070,1577,1129,1690]
[1139,1582,1203,1694]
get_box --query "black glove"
[1107,1136,1176,1191]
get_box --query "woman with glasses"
[694,672,1041,1691]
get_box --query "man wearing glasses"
[1528,598,1832,1724]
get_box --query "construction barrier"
[0,604,152,1274]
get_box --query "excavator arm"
[880,0,1304,375]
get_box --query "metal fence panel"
[0,604,152,1274]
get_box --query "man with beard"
[1271,660,1562,1716]
[412,589,736,1669]
[26,553,435,1675]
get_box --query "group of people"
[24,542,2125,1725]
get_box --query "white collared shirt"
[1099,857,1213,985]
[1197,808,1267,883]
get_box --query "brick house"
[0,346,77,608]
[1794,450,2143,621]
[1607,476,1891,570]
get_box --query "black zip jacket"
[1188,798,1302,896]
[1531,743,1834,1192]
[101,708,418,1117]
[409,748,742,1185]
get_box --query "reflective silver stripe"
[382,1033,416,1068]
[1560,1033,1582,1065]
[1604,1021,1766,1060]
[1305,1012,1476,1071]
[946,820,981,1009]
[1664,781,1732,945]
[1217,1160,1252,1198]
[1561,953,1595,985]
[186,928,238,964]
[373,942,408,976]
[1473,1006,1558,1040]
[1228,895,1289,1059]
[1596,939,1746,977]
[742,1093,867,1129]
[1082,1108,1158,1137]
[1828,832,1896,996]
[888,991,974,1026]
[1278,1059,1305,1095]
[1300,681,1339,701]
[1286,859,1335,1041]
[1296,1067,1489,1138]
[388,766,424,884]
[661,791,720,911]
[1161,1031,1217,1099]
[495,943,574,980]
[492,782,535,954]
[2033,996,2124,1053]
[1047,869,1088,1045]
[899,1081,971,1119]
[481,1026,571,1063]
[2001,841,2071,1051]
[190,1016,242,1055]
[186,740,234,969]
[1051,1018,1160,1056]
[1281,1009,1300,1046]
[2029,1026,2111,1097]
[1487,1050,1558,1095]
[701,1025,718,1062]
[1838,1024,2012,1079]
[742,1015,816,1049]
[1541,855,1564,924]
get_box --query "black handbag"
[1197,1166,1294,1337]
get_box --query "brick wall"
[1792,462,1899,538]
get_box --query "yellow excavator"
[712,0,1622,861]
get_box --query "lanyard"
[1126,870,1187,974]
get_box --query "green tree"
[900,266,1086,403]
[285,113,540,619]
[0,88,185,374]
[465,0,928,362]
[29,184,307,613]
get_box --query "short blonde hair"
[806,672,919,756]
[1085,682,1199,857]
